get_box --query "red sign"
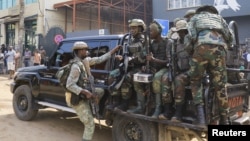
[54,34,64,45]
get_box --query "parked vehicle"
[10,21,250,141]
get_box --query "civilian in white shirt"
[5,46,16,79]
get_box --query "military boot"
[127,93,145,114]
[106,96,120,110]
[158,103,172,120]
[151,94,162,118]
[220,114,230,125]
[171,104,183,122]
[195,104,206,128]
[116,99,129,111]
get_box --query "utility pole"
[18,0,25,68]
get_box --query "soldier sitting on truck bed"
[146,21,172,118]
[108,19,148,114]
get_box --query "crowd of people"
[0,44,46,79]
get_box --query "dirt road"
[0,75,112,141]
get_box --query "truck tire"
[12,85,38,121]
[112,115,158,141]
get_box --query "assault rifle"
[144,30,151,116]
[168,39,177,94]
[82,58,101,129]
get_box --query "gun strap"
[114,55,129,89]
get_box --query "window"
[25,20,37,53]
[6,23,15,46]
[25,0,37,4]
[0,0,16,10]
[168,0,201,10]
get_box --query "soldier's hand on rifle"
[115,55,123,61]
[110,45,122,54]
[81,89,94,99]
[146,52,154,61]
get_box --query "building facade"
[0,0,152,52]
[152,0,250,44]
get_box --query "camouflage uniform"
[148,21,172,118]
[160,20,191,120]
[186,5,233,125]
[109,19,147,113]
[66,42,113,141]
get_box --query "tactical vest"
[75,61,88,89]
[128,34,146,65]
[150,39,168,71]
[189,12,232,44]
[176,43,190,72]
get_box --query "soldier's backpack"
[56,60,83,90]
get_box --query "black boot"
[195,104,206,128]
[171,104,183,122]
[116,99,129,111]
[158,103,172,120]
[220,114,230,125]
[151,94,162,118]
[127,93,145,114]
[106,96,120,110]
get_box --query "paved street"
[0,75,112,141]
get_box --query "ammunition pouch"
[70,93,86,106]
[128,42,143,53]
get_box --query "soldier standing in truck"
[185,5,233,126]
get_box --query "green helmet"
[128,19,146,32]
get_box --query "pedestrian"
[33,49,41,66]
[0,49,4,74]
[108,19,148,114]
[39,46,46,65]
[185,5,233,126]
[2,44,8,70]
[146,21,172,118]
[65,41,121,141]
[24,47,31,67]
[5,46,16,79]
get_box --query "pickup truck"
[10,21,250,141]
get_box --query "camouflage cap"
[196,5,218,14]
[72,41,88,50]
[173,20,188,32]
[184,9,195,18]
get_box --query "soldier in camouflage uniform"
[65,41,121,141]
[185,5,233,126]
[158,20,191,120]
[167,20,191,122]
[109,19,148,114]
[146,21,172,118]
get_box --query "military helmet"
[173,20,188,32]
[196,5,219,14]
[184,9,195,18]
[72,41,88,50]
[150,20,162,34]
[128,19,146,32]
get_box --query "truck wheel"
[112,115,158,141]
[12,85,38,121]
